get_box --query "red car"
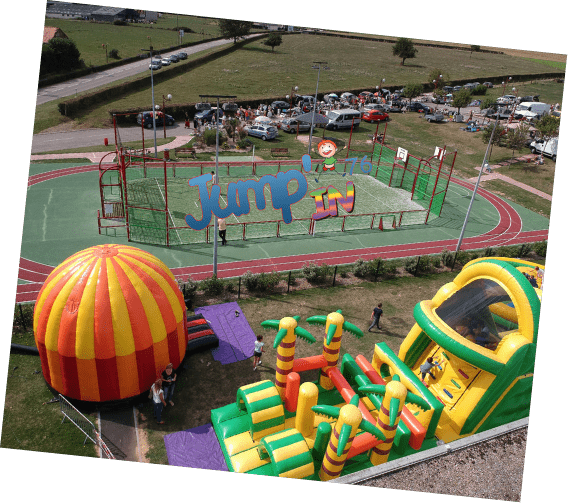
[362,110,389,122]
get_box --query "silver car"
[280,118,313,133]
[244,124,279,141]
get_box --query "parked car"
[385,103,403,113]
[453,86,462,92]
[362,110,389,122]
[497,95,517,105]
[424,112,445,123]
[177,52,187,59]
[325,109,362,130]
[483,82,494,88]
[149,62,161,70]
[442,86,454,93]
[161,58,171,66]
[271,100,289,111]
[363,103,387,112]
[408,102,431,113]
[168,54,179,63]
[244,124,279,140]
[280,118,313,133]
[195,107,224,123]
[137,111,175,128]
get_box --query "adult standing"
[161,363,177,406]
[218,217,227,246]
[369,303,383,331]
[150,378,167,424]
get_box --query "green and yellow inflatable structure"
[211,257,542,479]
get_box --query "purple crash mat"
[195,302,256,364]
[164,423,228,471]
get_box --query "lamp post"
[433,74,443,89]
[157,93,172,138]
[141,37,158,157]
[307,61,329,155]
[199,94,237,277]
[376,78,385,102]
[286,85,298,116]
[502,76,512,96]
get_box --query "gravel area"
[357,428,527,501]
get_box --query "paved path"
[30,135,194,163]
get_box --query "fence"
[59,394,115,459]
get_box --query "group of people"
[149,363,177,425]
[454,317,500,350]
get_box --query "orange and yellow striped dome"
[33,244,188,402]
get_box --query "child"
[253,335,265,371]
[420,357,437,383]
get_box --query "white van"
[325,109,362,130]
[515,102,551,119]
[530,137,558,161]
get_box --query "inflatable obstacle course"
[211,257,542,479]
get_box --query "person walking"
[369,303,383,331]
[218,217,227,246]
[150,377,167,424]
[253,335,265,371]
[161,363,177,406]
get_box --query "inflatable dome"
[33,244,188,402]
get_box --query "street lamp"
[376,78,385,102]
[286,85,298,116]
[199,94,237,277]
[308,62,329,155]
[141,37,158,157]
[157,93,173,138]
[502,76,512,96]
[433,74,443,89]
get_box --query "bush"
[13,303,34,334]
[203,128,226,146]
[472,84,488,96]
[441,249,454,267]
[200,274,225,296]
[109,48,120,59]
[302,262,331,284]
[242,270,280,292]
[178,277,198,307]
[383,261,398,277]
[113,19,128,26]
[404,256,433,276]
[353,259,371,278]
[517,243,533,257]
[533,240,547,258]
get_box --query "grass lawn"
[481,178,552,218]
[43,15,226,67]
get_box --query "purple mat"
[195,302,256,365]
[164,423,228,471]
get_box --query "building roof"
[43,26,68,44]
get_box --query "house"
[90,6,139,23]
[43,26,69,44]
[45,2,99,19]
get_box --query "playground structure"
[210,256,541,480]
[97,119,456,246]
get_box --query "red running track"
[15,165,548,302]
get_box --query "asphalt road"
[36,35,262,107]
[31,123,187,153]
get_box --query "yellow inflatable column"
[320,311,345,390]
[369,380,407,465]
[295,382,319,437]
[275,317,298,398]
[319,404,362,481]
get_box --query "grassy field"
[44,14,226,67]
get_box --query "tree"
[40,37,81,75]
[264,33,283,52]
[452,88,472,114]
[392,37,417,66]
[505,123,530,159]
[482,122,506,148]
[403,83,423,104]
[534,114,560,155]
[218,19,253,43]
[470,45,481,57]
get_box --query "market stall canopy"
[293,111,329,125]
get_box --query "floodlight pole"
[454,117,500,261]
[199,94,237,277]
[141,43,158,157]
[308,61,328,155]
